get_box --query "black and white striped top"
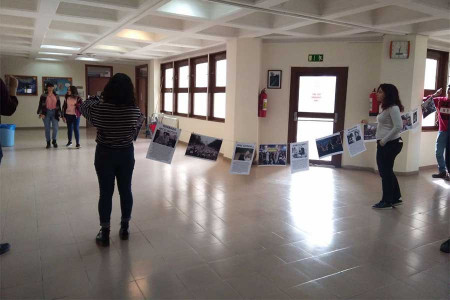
[80,96,144,148]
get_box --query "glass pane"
[422,111,436,127]
[193,93,207,116]
[179,65,189,88]
[165,68,173,89]
[213,93,226,119]
[298,76,336,113]
[196,63,207,87]
[297,117,334,161]
[177,93,188,114]
[216,59,226,87]
[424,58,437,90]
[164,93,173,112]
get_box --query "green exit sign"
[308,54,323,62]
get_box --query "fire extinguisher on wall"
[258,88,268,117]
[369,88,379,116]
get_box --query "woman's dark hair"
[378,83,404,112]
[68,85,78,96]
[45,82,57,95]
[102,73,136,106]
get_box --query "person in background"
[80,73,144,247]
[62,86,83,148]
[424,86,450,181]
[364,83,404,209]
[0,76,19,255]
[37,83,62,148]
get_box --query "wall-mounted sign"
[308,54,323,62]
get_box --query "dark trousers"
[66,114,80,144]
[94,144,135,227]
[376,138,403,204]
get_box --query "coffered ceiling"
[0,0,448,63]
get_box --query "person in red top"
[424,86,450,180]
[37,83,62,148]
[62,86,83,148]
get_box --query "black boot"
[440,239,450,253]
[46,141,51,149]
[96,227,110,247]
[52,139,58,148]
[119,222,129,240]
[0,243,10,255]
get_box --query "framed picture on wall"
[267,70,282,89]
[42,77,72,96]
[6,75,38,96]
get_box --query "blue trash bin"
[0,124,16,147]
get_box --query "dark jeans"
[94,144,135,227]
[376,138,403,204]
[66,114,80,144]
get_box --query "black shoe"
[432,172,447,179]
[52,139,58,148]
[96,227,110,247]
[46,141,51,149]
[119,222,129,240]
[440,239,450,253]
[0,243,10,255]
[392,199,403,207]
[76,144,81,149]
[66,142,72,147]
[372,201,393,210]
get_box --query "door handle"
[334,113,338,123]
[293,111,298,121]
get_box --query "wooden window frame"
[173,59,189,117]
[209,51,226,123]
[422,49,449,132]
[161,62,174,115]
[190,55,208,120]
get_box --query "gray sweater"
[376,106,403,145]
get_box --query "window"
[160,51,227,122]
[422,49,449,131]
[161,62,174,113]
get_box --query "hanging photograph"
[344,124,367,157]
[315,132,344,159]
[230,143,255,175]
[146,123,181,164]
[290,141,309,173]
[421,97,436,119]
[185,133,223,161]
[267,70,282,89]
[258,144,287,166]
[412,108,419,129]
[6,75,38,96]
[42,77,72,96]
[363,123,378,142]
[400,112,412,133]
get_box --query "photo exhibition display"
[185,133,223,161]
[344,124,367,157]
[290,141,309,173]
[230,143,256,175]
[146,123,181,164]
[258,144,287,166]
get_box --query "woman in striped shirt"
[80,73,144,247]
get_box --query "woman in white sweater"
[373,83,404,209]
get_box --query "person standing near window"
[0,76,19,255]
[423,86,450,181]
[62,86,83,148]
[80,73,144,247]
[371,83,404,209]
[37,83,62,148]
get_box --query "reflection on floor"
[1,129,449,299]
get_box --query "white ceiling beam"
[30,0,61,58]
[61,0,140,12]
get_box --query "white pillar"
[379,34,428,174]
[224,38,262,158]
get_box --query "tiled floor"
[0,129,449,299]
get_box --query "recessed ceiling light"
[41,45,81,51]
[116,29,153,41]
[38,52,73,56]
[94,45,126,52]
[75,57,102,61]
[36,58,62,61]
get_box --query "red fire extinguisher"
[369,88,378,116]
[258,88,268,118]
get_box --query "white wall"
[0,56,136,128]
[259,41,382,169]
